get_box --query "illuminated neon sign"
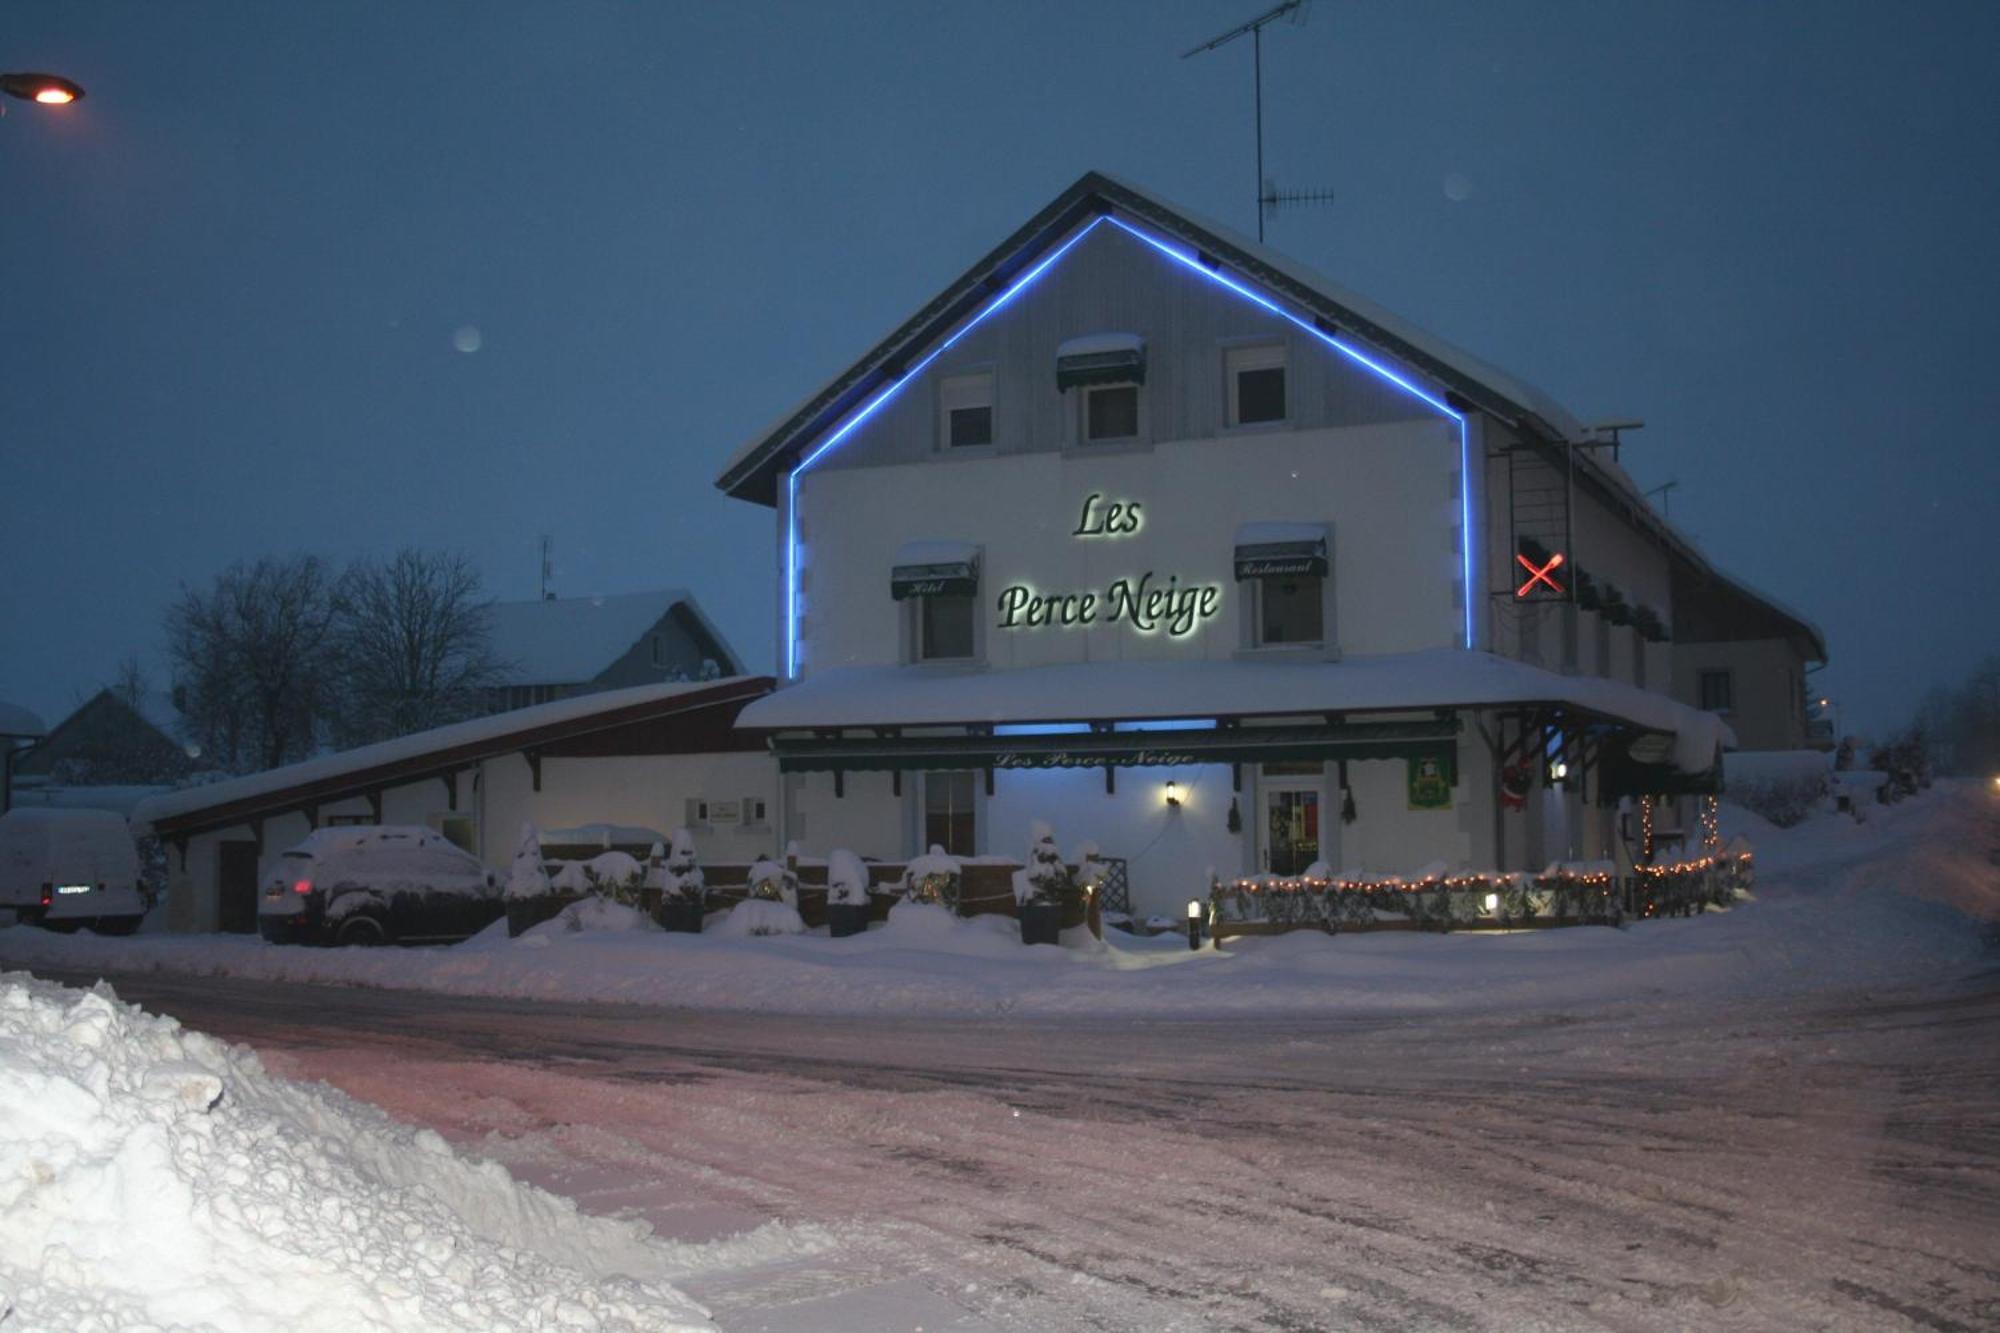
[1515,551,1565,599]
[783,213,1474,677]
[1070,492,1142,538]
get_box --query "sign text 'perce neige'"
[996,494,1224,639]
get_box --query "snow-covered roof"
[892,539,981,568]
[486,589,734,685]
[742,650,1734,775]
[132,675,772,834]
[0,701,45,738]
[716,171,1590,505]
[1055,331,1144,359]
[1233,521,1326,547]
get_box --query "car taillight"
[40,883,51,908]
[293,879,313,895]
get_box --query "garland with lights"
[1209,862,1621,932]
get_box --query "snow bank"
[0,973,711,1332]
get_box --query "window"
[1255,574,1323,646]
[1084,383,1140,442]
[1699,669,1734,713]
[685,797,713,830]
[1227,344,1287,426]
[742,797,769,828]
[939,373,994,449]
[924,771,977,857]
[918,592,976,661]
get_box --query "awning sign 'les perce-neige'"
[997,495,1224,639]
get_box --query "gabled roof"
[0,700,45,739]
[715,170,1591,507]
[133,675,773,840]
[486,589,738,685]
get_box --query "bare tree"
[166,555,340,772]
[328,548,503,748]
[109,655,150,714]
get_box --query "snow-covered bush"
[1015,821,1071,908]
[826,848,870,908]
[745,856,799,907]
[716,898,806,937]
[1728,773,1829,828]
[505,822,550,900]
[901,845,961,907]
[1073,841,1109,898]
[655,827,705,906]
[551,851,645,906]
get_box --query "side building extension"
[135,677,776,933]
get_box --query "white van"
[0,808,147,934]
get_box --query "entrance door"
[1264,786,1322,875]
[217,841,260,934]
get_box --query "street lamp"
[0,72,85,106]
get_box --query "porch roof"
[740,649,1734,775]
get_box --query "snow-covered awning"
[741,649,1735,777]
[1233,521,1328,579]
[1055,332,1145,390]
[890,540,980,600]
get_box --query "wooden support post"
[1104,765,1116,795]
[443,771,458,812]
[891,769,901,798]
[1231,763,1242,793]
[984,767,995,797]
[366,789,383,821]
[523,751,542,793]
[833,768,844,799]
[302,803,319,830]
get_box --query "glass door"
[1264,786,1321,875]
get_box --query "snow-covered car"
[258,826,501,946]
[0,807,146,934]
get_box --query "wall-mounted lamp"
[1186,898,1203,950]
[1549,760,1569,784]
[1164,780,1182,808]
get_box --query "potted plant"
[901,845,962,910]
[1014,822,1070,946]
[724,853,806,936]
[505,823,576,937]
[654,827,706,933]
[826,848,872,938]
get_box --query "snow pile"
[0,973,711,1332]
[526,897,660,939]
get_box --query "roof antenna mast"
[1182,0,1329,242]
[539,534,555,601]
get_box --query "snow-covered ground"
[3,783,1995,1330]
[2,785,1993,1018]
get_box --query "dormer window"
[1057,333,1145,445]
[939,372,994,449]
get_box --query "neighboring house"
[483,590,743,714]
[0,700,47,814]
[12,689,193,787]
[1670,570,1828,752]
[716,170,1774,916]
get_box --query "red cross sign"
[1515,551,1566,598]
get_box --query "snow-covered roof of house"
[740,650,1734,776]
[0,701,46,738]
[716,171,1593,507]
[485,589,737,684]
[133,675,773,838]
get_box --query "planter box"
[656,900,706,934]
[1018,901,1063,946]
[505,894,581,938]
[826,902,871,938]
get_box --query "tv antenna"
[1183,0,1329,242]
[1644,479,1680,518]
[538,534,555,600]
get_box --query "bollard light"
[1186,898,1203,950]
[1483,892,1499,913]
